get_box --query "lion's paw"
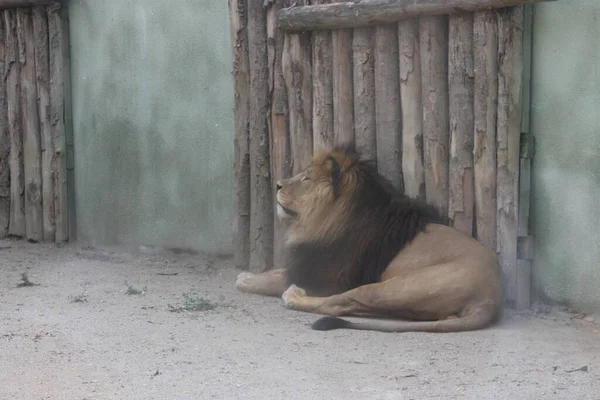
[235,272,257,292]
[282,284,306,309]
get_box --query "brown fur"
[236,145,504,333]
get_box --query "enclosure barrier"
[231,0,553,309]
[0,0,71,243]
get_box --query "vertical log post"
[33,5,54,242]
[352,27,376,162]
[282,0,312,174]
[228,0,251,270]
[374,23,402,190]
[0,14,9,237]
[473,10,498,249]
[448,13,475,235]
[311,0,333,152]
[399,19,425,200]
[496,6,523,308]
[18,8,43,242]
[5,9,25,237]
[267,0,291,269]
[247,0,274,272]
[47,2,69,242]
[332,28,354,145]
[420,16,449,217]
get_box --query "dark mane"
[285,146,446,297]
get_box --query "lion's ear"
[325,156,342,197]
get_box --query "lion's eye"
[301,176,310,182]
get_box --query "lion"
[235,145,504,333]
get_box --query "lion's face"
[275,149,352,222]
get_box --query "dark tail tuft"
[311,316,351,331]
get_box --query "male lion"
[236,145,504,333]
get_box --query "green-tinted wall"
[68,1,234,253]
[530,1,600,311]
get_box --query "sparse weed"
[125,284,147,296]
[69,293,88,303]
[16,272,38,288]
[168,292,217,313]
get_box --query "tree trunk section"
[398,19,425,200]
[332,28,353,146]
[352,27,376,162]
[0,0,54,9]
[33,6,54,242]
[247,0,274,273]
[419,16,449,217]
[282,0,313,174]
[311,0,333,152]
[4,10,25,237]
[0,15,9,237]
[448,13,474,235]
[496,6,523,308]
[374,23,402,191]
[18,8,43,242]
[47,2,69,242]
[229,0,251,270]
[267,0,291,270]
[473,10,498,249]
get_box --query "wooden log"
[448,13,474,235]
[267,0,291,270]
[420,16,449,217]
[247,0,274,272]
[398,19,425,200]
[332,28,354,146]
[0,15,9,237]
[374,23,402,191]
[4,10,25,237]
[310,0,333,152]
[18,8,44,241]
[228,0,251,269]
[352,27,376,162]
[277,0,557,31]
[282,0,313,174]
[473,10,498,250]
[32,6,54,242]
[0,0,54,9]
[47,2,69,242]
[496,6,523,308]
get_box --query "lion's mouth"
[277,202,298,217]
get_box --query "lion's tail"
[311,304,501,333]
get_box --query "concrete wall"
[530,1,600,311]
[68,1,234,253]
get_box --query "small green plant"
[168,292,217,313]
[69,293,88,303]
[125,284,147,296]
[16,272,38,288]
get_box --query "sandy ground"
[0,238,599,400]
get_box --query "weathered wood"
[0,0,55,9]
[374,23,402,190]
[277,0,556,31]
[420,16,449,217]
[448,13,474,235]
[4,10,24,237]
[311,0,333,152]
[332,28,354,146]
[398,19,424,200]
[18,8,43,242]
[496,6,523,308]
[228,0,251,269]
[352,27,376,162]
[282,0,313,174]
[47,2,68,242]
[247,0,274,272]
[473,10,498,250]
[32,6,54,242]
[0,15,8,237]
[267,0,291,270]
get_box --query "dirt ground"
[1,238,598,400]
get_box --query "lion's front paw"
[282,284,306,309]
[235,272,257,292]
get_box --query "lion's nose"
[276,181,283,191]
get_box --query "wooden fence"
[230,0,551,309]
[0,0,71,243]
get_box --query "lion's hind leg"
[236,268,288,297]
